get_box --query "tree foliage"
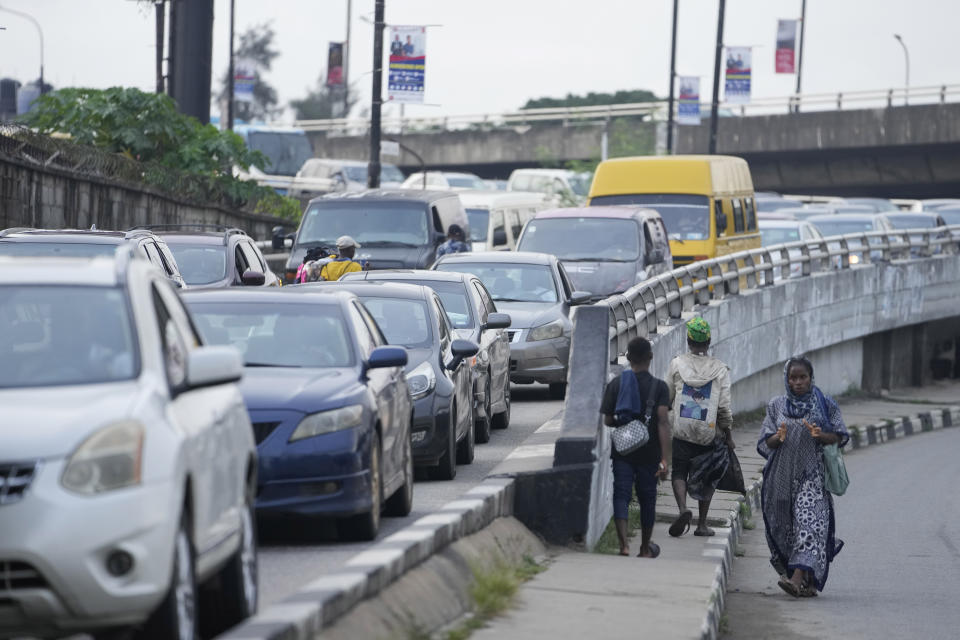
[522,89,659,110]
[218,23,282,122]
[290,75,359,120]
[21,87,300,220]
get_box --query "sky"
[1,0,958,123]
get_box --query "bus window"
[732,198,745,233]
[744,198,757,231]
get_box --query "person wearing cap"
[320,236,366,281]
[665,317,734,538]
[436,224,470,258]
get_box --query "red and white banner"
[775,19,798,74]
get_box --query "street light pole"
[368,0,385,188]
[227,0,235,130]
[665,0,679,154]
[343,0,351,118]
[708,0,726,154]
[794,0,807,112]
[894,33,909,106]
[0,4,44,93]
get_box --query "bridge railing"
[599,226,960,362]
[292,84,960,135]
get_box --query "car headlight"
[61,421,144,495]
[849,254,861,264]
[289,405,364,442]
[406,361,436,400]
[527,320,564,342]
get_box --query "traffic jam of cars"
[1,159,947,639]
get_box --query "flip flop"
[669,510,693,537]
[778,577,800,598]
[798,583,819,598]
[637,542,660,558]
[694,527,716,537]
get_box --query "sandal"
[797,583,818,598]
[669,510,693,537]
[618,549,630,557]
[637,542,660,558]
[777,577,800,598]
[693,527,716,537]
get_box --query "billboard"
[234,57,256,103]
[327,42,344,86]
[724,47,752,104]
[677,76,700,126]
[388,25,426,104]
[776,20,798,74]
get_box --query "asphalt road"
[723,427,960,640]
[256,383,562,607]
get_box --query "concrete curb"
[705,403,960,640]
[217,477,516,639]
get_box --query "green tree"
[522,89,659,110]
[218,23,281,122]
[290,75,359,120]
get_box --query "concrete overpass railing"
[523,227,960,548]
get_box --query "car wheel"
[136,513,197,640]
[431,408,458,481]
[457,400,475,465]
[385,433,414,517]
[549,382,567,400]
[201,491,258,636]
[475,379,492,444]
[492,382,511,430]
[337,434,382,541]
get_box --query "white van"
[292,158,405,197]
[506,169,592,206]
[458,190,548,252]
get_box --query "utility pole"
[155,1,164,93]
[368,0,385,188]
[665,0,679,154]
[227,0,235,130]
[708,0,726,155]
[343,0,351,118]
[794,0,807,112]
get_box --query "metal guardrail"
[291,84,960,135]
[597,226,960,362]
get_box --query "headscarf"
[783,356,828,426]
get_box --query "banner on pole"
[724,47,752,104]
[388,25,426,104]
[775,20,798,74]
[327,42,344,86]
[234,57,256,103]
[677,76,701,125]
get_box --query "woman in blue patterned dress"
[757,356,849,598]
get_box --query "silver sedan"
[433,251,591,399]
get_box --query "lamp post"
[665,0,679,154]
[708,0,726,154]
[0,4,44,93]
[368,0,385,188]
[893,33,909,106]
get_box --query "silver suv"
[0,248,258,639]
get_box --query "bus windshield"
[590,194,711,241]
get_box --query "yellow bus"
[587,155,761,266]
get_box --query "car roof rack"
[0,227,36,238]
[129,224,247,245]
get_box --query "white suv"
[0,248,258,639]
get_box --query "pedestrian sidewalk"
[470,381,960,640]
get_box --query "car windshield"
[568,173,592,196]
[0,241,117,257]
[518,217,640,261]
[759,227,801,246]
[166,244,227,285]
[359,297,432,348]
[465,208,490,241]
[379,279,474,329]
[885,215,938,229]
[435,263,558,303]
[246,131,314,176]
[188,302,355,368]
[938,210,960,225]
[0,286,138,388]
[589,194,710,241]
[341,164,404,183]
[810,219,876,236]
[299,201,429,246]
[447,175,485,189]
[756,199,803,212]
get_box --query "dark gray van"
[281,190,469,283]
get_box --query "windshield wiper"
[362,241,420,248]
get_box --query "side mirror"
[186,346,243,389]
[644,248,665,265]
[483,312,511,331]
[434,231,447,245]
[569,291,593,305]
[447,338,480,370]
[367,346,408,370]
[492,229,508,246]
[241,269,266,286]
[272,226,287,251]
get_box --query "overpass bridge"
[300,85,960,197]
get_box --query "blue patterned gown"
[757,388,849,591]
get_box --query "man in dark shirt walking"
[600,337,671,558]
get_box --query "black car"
[0,228,186,287]
[302,281,479,479]
[342,269,512,444]
[134,224,282,288]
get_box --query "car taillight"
[284,268,298,284]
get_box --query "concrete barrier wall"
[0,155,287,240]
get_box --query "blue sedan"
[183,289,414,541]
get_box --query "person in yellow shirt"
[320,236,366,281]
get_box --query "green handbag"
[823,443,849,496]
